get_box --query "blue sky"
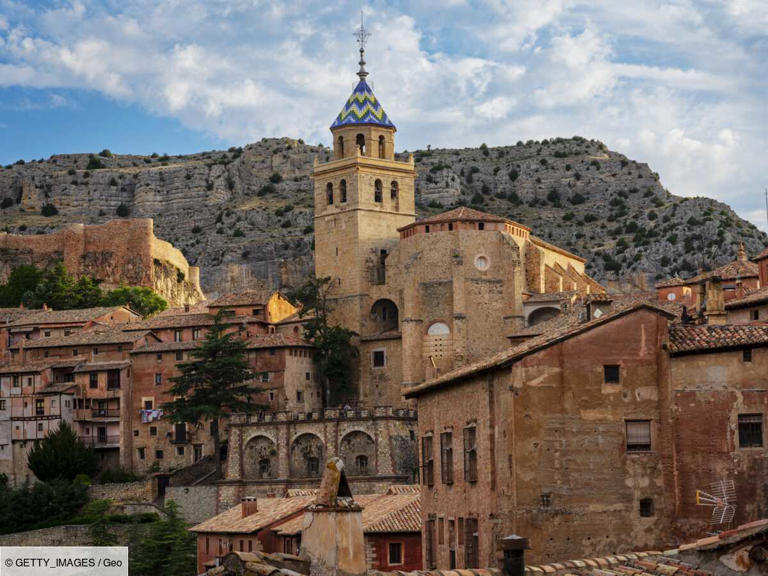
[1,1,767,231]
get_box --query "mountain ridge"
[0,136,764,295]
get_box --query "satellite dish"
[696,479,736,529]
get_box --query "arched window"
[326,182,334,205]
[374,179,382,203]
[378,135,385,158]
[356,133,366,156]
[338,136,344,157]
[340,179,347,203]
[371,299,398,332]
[390,180,399,200]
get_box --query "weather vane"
[354,11,370,80]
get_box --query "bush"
[191,225,202,234]
[479,143,489,157]
[546,189,561,207]
[86,155,105,170]
[99,467,142,483]
[0,480,89,534]
[99,149,113,158]
[303,225,314,234]
[109,177,118,187]
[233,229,245,237]
[470,192,485,205]
[269,172,283,184]
[281,220,292,228]
[0,198,14,209]
[116,204,130,217]
[257,184,275,196]
[68,168,76,175]
[41,203,58,217]
[570,193,586,205]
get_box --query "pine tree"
[162,310,258,475]
[27,421,98,482]
[130,501,196,576]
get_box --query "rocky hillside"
[0,137,764,295]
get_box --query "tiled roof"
[190,496,315,534]
[15,327,155,349]
[124,313,215,330]
[0,359,82,374]
[406,302,676,398]
[724,286,768,309]
[399,207,526,230]
[655,275,687,289]
[39,382,77,394]
[73,360,131,372]
[688,259,759,283]
[330,79,395,129]
[668,324,768,354]
[273,489,421,536]
[209,290,276,308]
[526,519,768,576]
[131,340,201,354]
[8,307,135,328]
[754,247,768,261]
[0,308,38,324]
[247,334,312,348]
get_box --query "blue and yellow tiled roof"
[331,79,395,130]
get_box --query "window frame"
[738,413,763,448]
[625,419,652,452]
[387,541,404,566]
[604,364,621,384]
[440,430,454,485]
[372,349,386,369]
[422,434,434,487]
[463,425,478,482]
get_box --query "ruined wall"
[0,219,203,306]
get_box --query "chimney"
[300,458,366,576]
[704,276,727,325]
[241,496,258,518]
[42,303,48,311]
[501,534,530,576]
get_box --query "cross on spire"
[354,11,370,80]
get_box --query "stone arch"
[371,299,398,333]
[374,179,383,203]
[339,431,375,477]
[290,433,324,478]
[527,306,561,327]
[340,179,347,203]
[326,182,334,205]
[356,133,366,156]
[243,435,277,480]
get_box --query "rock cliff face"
[0,137,764,295]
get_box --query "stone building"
[312,49,603,407]
[217,406,417,507]
[404,299,768,568]
[0,219,204,306]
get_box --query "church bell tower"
[312,18,416,337]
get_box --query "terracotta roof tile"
[403,206,522,227]
[8,306,136,328]
[724,286,768,309]
[125,312,216,330]
[668,324,768,354]
[16,327,155,349]
[190,496,315,534]
[754,247,768,261]
[209,290,278,308]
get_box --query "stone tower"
[312,24,416,402]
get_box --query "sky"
[0,1,766,231]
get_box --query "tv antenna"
[696,479,736,529]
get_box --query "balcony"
[75,409,121,420]
[80,435,120,448]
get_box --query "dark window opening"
[751,310,760,321]
[464,426,478,482]
[89,373,98,389]
[374,179,383,203]
[373,349,386,367]
[743,348,753,362]
[354,454,369,475]
[338,136,344,157]
[640,498,654,517]
[378,135,386,158]
[478,222,485,230]
[541,493,552,508]
[340,179,347,203]
[464,518,479,568]
[422,435,434,487]
[390,180,398,200]
[739,413,763,448]
[388,542,402,565]
[356,133,366,155]
[326,182,334,205]
[604,364,620,384]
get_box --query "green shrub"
[99,467,141,483]
[109,177,118,187]
[257,184,275,196]
[233,229,245,237]
[269,172,283,184]
[116,204,130,217]
[41,203,58,217]
[99,149,113,158]
[191,225,202,234]
[0,198,14,209]
[86,155,105,170]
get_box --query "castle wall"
[0,219,203,306]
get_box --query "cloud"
[0,1,766,231]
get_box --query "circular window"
[667,293,676,301]
[474,255,490,271]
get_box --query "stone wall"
[0,219,203,306]
[89,480,153,503]
[0,524,147,547]
[166,485,218,524]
